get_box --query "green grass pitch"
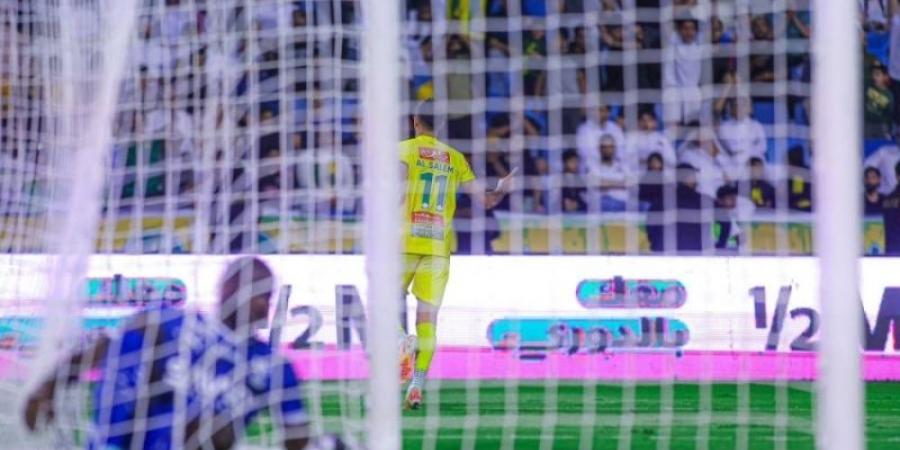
[13,380,893,449]
[272,381,900,450]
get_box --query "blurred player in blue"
[24,256,353,450]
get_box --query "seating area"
[1,0,898,255]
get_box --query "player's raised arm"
[23,311,152,431]
[463,166,519,210]
[23,339,108,431]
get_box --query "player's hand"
[495,167,519,194]
[23,381,56,432]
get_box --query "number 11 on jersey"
[420,172,448,212]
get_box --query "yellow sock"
[415,322,436,373]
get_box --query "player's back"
[400,134,475,257]
[90,306,304,450]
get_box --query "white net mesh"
[0,0,894,448]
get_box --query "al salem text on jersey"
[416,159,455,173]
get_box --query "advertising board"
[1,255,897,380]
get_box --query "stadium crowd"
[1,0,899,254]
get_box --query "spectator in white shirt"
[294,134,356,216]
[625,110,677,171]
[258,134,283,216]
[864,137,900,194]
[679,127,758,223]
[576,104,625,175]
[255,0,294,30]
[678,127,732,199]
[663,19,704,128]
[862,0,891,30]
[119,67,163,112]
[160,0,194,44]
[143,107,194,141]
[141,96,195,162]
[717,97,768,169]
[405,4,433,79]
[406,2,433,48]
[554,29,587,97]
[131,18,170,77]
[593,134,633,212]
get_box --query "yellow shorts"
[402,254,450,306]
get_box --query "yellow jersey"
[400,135,475,257]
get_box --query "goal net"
[0,0,888,448]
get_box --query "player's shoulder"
[113,306,196,355]
[399,137,420,151]
[441,141,465,158]
[247,336,275,356]
[399,137,420,162]
[442,143,472,172]
[427,138,466,161]
[403,135,470,165]
[123,305,190,333]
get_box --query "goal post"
[812,0,864,448]
[361,1,402,449]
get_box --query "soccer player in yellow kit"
[399,102,516,409]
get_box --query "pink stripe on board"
[0,347,896,382]
[282,347,900,382]
[0,352,27,380]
